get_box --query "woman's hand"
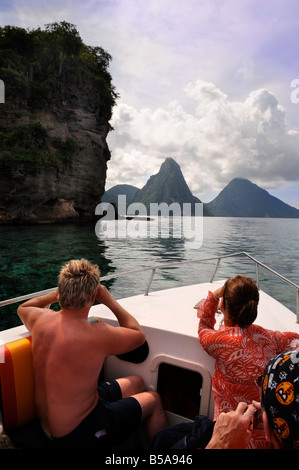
[213,285,225,299]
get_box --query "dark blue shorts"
[96,379,142,441]
[45,380,142,448]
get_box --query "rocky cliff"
[0,97,111,223]
[0,22,116,223]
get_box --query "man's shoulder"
[87,318,113,336]
[88,316,102,325]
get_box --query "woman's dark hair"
[223,275,259,328]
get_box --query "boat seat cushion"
[0,324,148,435]
[0,337,36,432]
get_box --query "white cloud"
[107,79,299,203]
[2,0,299,205]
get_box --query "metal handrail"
[1,251,298,321]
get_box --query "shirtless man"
[17,259,168,448]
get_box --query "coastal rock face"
[0,22,115,223]
[0,90,110,223]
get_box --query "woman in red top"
[197,275,299,449]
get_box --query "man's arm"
[96,285,144,332]
[17,290,59,332]
[95,285,146,354]
[205,402,256,449]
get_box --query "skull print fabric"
[261,349,299,449]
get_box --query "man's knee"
[148,390,162,404]
[138,390,164,414]
[151,391,165,411]
[127,375,146,392]
[117,375,146,397]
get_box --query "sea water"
[0,217,298,330]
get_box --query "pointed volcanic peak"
[132,158,210,215]
[205,178,299,218]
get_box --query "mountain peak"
[160,157,181,170]
[132,158,206,215]
[102,162,299,218]
[206,178,299,217]
[102,158,210,215]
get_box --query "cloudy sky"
[2,0,299,207]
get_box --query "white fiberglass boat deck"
[1,251,298,432]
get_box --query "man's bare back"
[18,286,146,437]
[30,306,107,436]
[17,260,167,446]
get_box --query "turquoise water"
[0,217,298,330]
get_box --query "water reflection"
[0,222,114,329]
[1,217,298,330]
[95,218,192,297]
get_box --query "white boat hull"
[1,280,298,425]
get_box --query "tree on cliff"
[44,21,83,76]
[0,21,117,116]
[0,22,117,167]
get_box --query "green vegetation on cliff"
[0,21,117,114]
[0,21,117,166]
[0,122,76,166]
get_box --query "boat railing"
[1,251,298,322]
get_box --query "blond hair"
[58,259,100,310]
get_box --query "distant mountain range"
[102,158,211,216]
[102,158,299,218]
[205,178,299,217]
[102,184,140,207]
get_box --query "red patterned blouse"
[197,291,299,448]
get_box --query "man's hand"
[205,402,257,449]
[95,284,145,335]
[17,289,59,332]
[95,284,114,307]
[94,284,146,355]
